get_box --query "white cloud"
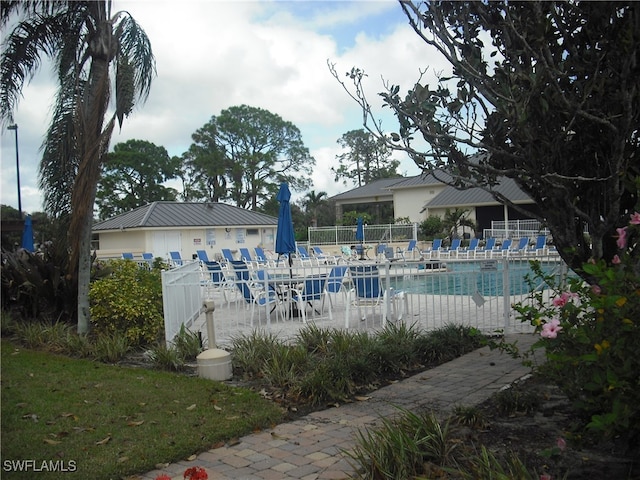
[0,0,447,215]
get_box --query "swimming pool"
[387,260,564,296]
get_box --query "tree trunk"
[71,21,114,334]
[76,212,94,334]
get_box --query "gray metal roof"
[387,170,454,189]
[92,202,278,231]
[328,178,404,202]
[425,177,532,208]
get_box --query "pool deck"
[193,283,536,350]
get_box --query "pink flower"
[612,254,621,265]
[557,437,567,451]
[630,212,640,225]
[616,227,628,249]
[552,292,576,307]
[591,284,601,295]
[540,475,552,480]
[541,318,562,339]
[155,476,171,480]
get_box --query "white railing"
[161,253,569,348]
[161,261,203,346]
[483,219,550,241]
[308,223,418,246]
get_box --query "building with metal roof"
[329,172,538,238]
[92,202,278,261]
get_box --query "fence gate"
[161,261,202,346]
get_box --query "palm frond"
[39,73,82,219]
[114,13,155,102]
[1,14,60,122]
[54,10,89,82]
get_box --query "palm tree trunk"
[70,33,114,333]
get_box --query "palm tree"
[442,208,476,242]
[1,1,155,334]
[304,190,328,228]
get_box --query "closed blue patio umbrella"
[21,214,34,252]
[356,217,365,260]
[275,183,296,266]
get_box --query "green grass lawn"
[1,340,282,480]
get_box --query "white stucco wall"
[95,226,276,261]
[393,184,448,222]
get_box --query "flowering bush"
[513,212,640,446]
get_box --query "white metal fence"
[161,260,202,346]
[308,223,418,246]
[161,252,569,348]
[482,219,550,241]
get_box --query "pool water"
[387,261,562,296]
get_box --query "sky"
[0,0,451,215]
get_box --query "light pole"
[7,124,22,218]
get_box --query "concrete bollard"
[203,300,217,349]
[196,299,232,381]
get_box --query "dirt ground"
[468,374,639,479]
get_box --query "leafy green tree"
[341,211,372,227]
[259,195,280,218]
[331,1,639,277]
[185,105,314,209]
[1,205,22,251]
[314,200,336,228]
[419,215,443,239]
[1,1,155,333]
[333,129,400,187]
[291,202,308,241]
[96,140,179,220]
[182,123,229,203]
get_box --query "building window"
[91,233,99,251]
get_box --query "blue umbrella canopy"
[356,217,364,242]
[275,183,296,257]
[21,214,34,252]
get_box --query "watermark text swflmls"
[3,460,77,473]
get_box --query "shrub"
[146,343,186,371]
[368,321,421,374]
[93,331,131,363]
[262,344,310,390]
[12,319,73,353]
[297,360,356,406]
[1,245,75,320]
[452,405,487,429]
[512,212,640,445]
[348,407,458,479]
[64,332,95,358]
[171,324,203,361]
[295,323,332,355]
[89,259,164,346]
[145,326,203,371]
[230,325,486,408]
[419,215,444,239]
[416,324,484,364]
[0,309,17,336]
[230,330,285,379]
[494,384,541,416]
[461,446,534,480]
